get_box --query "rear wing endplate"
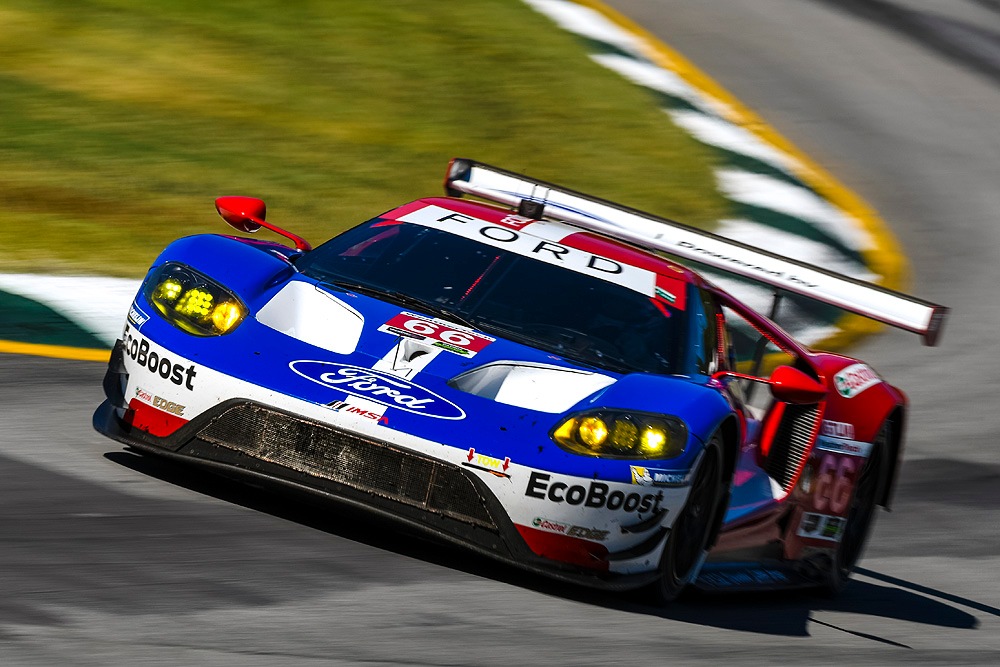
[445,158,948,345]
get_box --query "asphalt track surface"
[2,1,999,664]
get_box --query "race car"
[93,159,948,602]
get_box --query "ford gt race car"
[94,159,948,602]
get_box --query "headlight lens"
[551,410,687,459]
[144,263,247,336]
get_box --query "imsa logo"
[327,400,389,425]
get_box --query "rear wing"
[445,158,948,346]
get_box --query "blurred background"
[0,0,728,278]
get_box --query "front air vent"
[197,403,496,529]
[764,404,822,491]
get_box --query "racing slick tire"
[821,419,891,595]
[648,436,725,604]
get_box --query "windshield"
[296,219,690,374]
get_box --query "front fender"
[582,373,735,447]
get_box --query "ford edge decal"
[289,360,466,420]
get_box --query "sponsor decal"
[290,360,466,420]
[816,436,872,458]
[566,525,610,541]
[630,465,687,487]
[123,326,197,390]
[531,517,610,542]
[532,517,568,533]
[327,399,389,425]
[676,240,819,289]
[525,472,664,514]
[654,287,676,303]
[833,363,881,398]
[152,396,185,416]
[128,302,150,328]
[133,386,185,416]
[654,275,687,310]
[820,420,856,440]
[378,312,494,357]
[797,512,846,542]
[398,205,656,295]
[498,213,535,229]
[698,567,790,588]
[462,447,511,478]
[799,464,813,494]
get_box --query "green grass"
[0,0,729,277]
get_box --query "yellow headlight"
[153,279,183,303]
[578,416,608,449]
[609,418,638,452]
[551,411,687,459]
[145,263,247,336]
[639,425,669,455]
[175,288,215,318]
[552,418,576,443]
[211,301,244,333]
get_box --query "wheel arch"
[715,414,740,489]
[880,405,906,509]
[706,414,740,548]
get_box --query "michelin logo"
[128,302,150,328]
[631,466,687,487]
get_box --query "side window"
[721,305,797,416]
[687,288,720,375]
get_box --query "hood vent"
[256,281,364,354]
[450,361,615,413]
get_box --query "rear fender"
[810,352,906,509]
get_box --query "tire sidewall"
[823,421,890,594]
[652,437,724,603]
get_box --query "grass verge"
[0,0,728,277]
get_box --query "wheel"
[648,439,724,604]
[822,419,890,595]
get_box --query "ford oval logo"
[290,361,466,420]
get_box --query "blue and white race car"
[94,159,947,601]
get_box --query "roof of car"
[384,196,702,286]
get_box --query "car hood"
[143,240,724,479]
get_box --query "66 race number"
[813,453,858,515]
[379,312,494,357]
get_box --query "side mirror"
[213,196,312,251]
[215,196,265,233]
[769,365,827,404]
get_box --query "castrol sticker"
[833,363,881,398]
[379,311,494,357]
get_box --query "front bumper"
[94,343,662,592]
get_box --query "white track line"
[0,274,138,346]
